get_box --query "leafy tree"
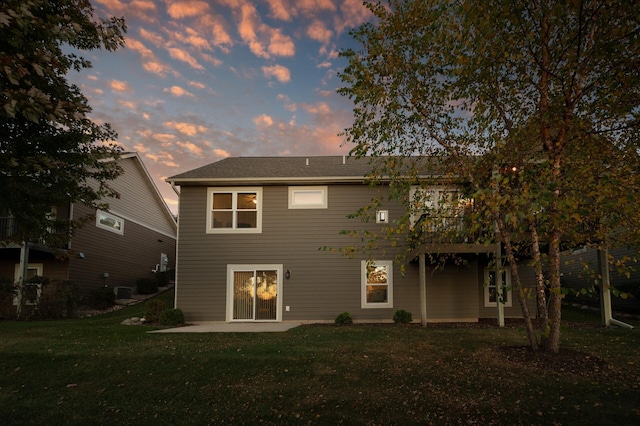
[339,0,640,352]
[0,0,127,248]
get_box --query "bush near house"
[136,277,158,295]
[159,308,184,326]
[335,311,353,324]
[144,299,167,323]
[393,309,413,324]
[32,279,78,319]
[87,286,116,310]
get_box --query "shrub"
[159,308,184,326]
[144,299,167,323]
[334,311,353,325]
[35,280,79,319]
[393,309,413,324]
[155,269,174,287]
[88,286,115,310]
[137,278,158,295]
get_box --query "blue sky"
[69,0,373,212]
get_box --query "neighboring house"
[560,246,640,313]
[167,156,537,324]
[0,153,177,310]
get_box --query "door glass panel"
[255,270,277,320]
[233,271,254,320]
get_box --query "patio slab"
[149,321,303,333]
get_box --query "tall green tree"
[0,0,126,248]
[339,0,640,352]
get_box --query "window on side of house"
[207,188,262,233]
[13,263,43,305]
[361,260,393,309]
[484,268,513,307]
[288,186,328,209]
[96,210,124,235]
[410,186,470,223]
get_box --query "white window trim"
[226,264,283,322]
[96,210,124,235]
[13,263,43,305]
[484,268,513,308]
[361,260,393,309]
[288,186,328,209]
[409,186,468,225]
[376,210,389,224]
[207,187,263,234]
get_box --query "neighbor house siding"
[175,183,422,322]
[89,156,176,238]
[560,246,640,312]
[68,204,176,292]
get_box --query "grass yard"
[1,291,639,425]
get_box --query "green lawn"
[1,294,639,425]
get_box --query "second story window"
[207,188,262,233]
[410,186,473,228]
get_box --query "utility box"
[114,286,132,299]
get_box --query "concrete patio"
[149,321,304,333]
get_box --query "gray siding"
[86,156,176,238]
[561,246,640,311]
[68,204,176,292]
[176,183,503,322]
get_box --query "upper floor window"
[288,186,328,209]
[409,186,473,226]
[207,188,262,233]
[96,210,124,235]
[361,260,393,309]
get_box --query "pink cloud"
[167,47,204,70]
[165,121,208,136]
[163,86,195,97]
[262,64,291,83]
[139,28,164,47]
[201,53,223,67]
[336,0,372,34]
[126,37,175,77]
[110,80,130,92]
[307,20,332,45]
[177,141,204,156]
[265,0,291,21]
[213,149,230,157]
[238,3,295,59]
[253,114,274,127]
[166,0,210,19]
[197,14,233,51]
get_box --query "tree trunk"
[542,231,562,353]
[496,217,538,351]
[529,220,548,330]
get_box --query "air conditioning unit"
[114,286,132,299]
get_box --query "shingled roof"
[166,156,377,185]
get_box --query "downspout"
[598,248,634,329]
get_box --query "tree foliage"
[0,0,127,247]
[339,0,640,352]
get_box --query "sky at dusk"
[67,0,373,213]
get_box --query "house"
[0,153,177,312]
[167,156,536,324]
[561,245,640,314]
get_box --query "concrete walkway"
[149,321,304,333]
